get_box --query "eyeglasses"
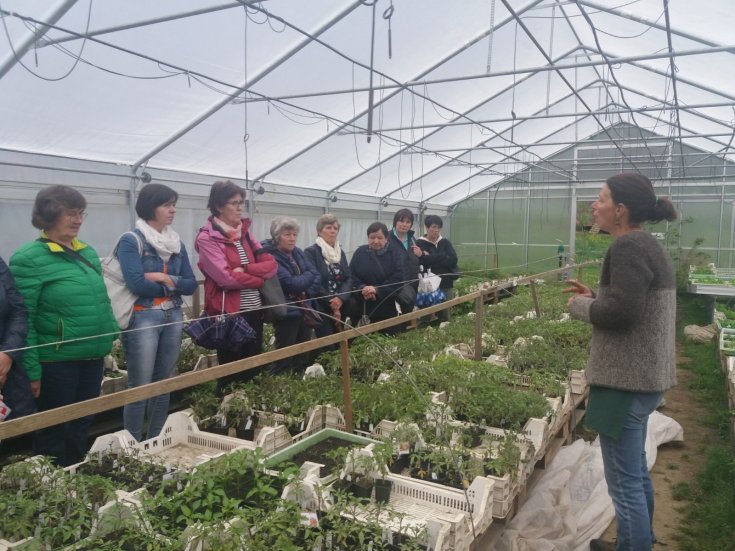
[226,200,245,207]
[65,210,88,220]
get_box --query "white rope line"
[2,255,572,355]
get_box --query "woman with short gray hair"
[261,216,321,375]
[305,214,352,342]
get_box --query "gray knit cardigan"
[569,231,677,392]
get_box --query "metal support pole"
[340,335,353,431]
[128,171,138,228]
[529,281,541,318]
[729,201,735,269]
[485,188,492,271]
[474,294,484,361]
[568,149,578,279]
[718,182,725,266]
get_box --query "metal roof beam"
[576,0,731,51]
[427,132,735,152]
[349,100,735,131]
[329,45,582,196]
[385,86,607,204]
[609,80,735,134]
[500,0,645,174]
[0,0,78,80]
[426,110,611,205]
[235,44,735,104]
[38,2,246,47]
[132,1,364,172]
[249,0,547,185]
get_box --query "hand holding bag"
[185,291,257,350]
[259,276,287,322]
[243,233,287,322]
[101,232,143,330]
[298,298,322,328]
[416,270,446,307]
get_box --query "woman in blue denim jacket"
[118,184,196,441]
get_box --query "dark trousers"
[216,311,264,396]
[3,362,36,420]
[313,298,352,356]
[34,358,104,467]
[272,316,312,375]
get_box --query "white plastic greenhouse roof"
[1,0,733,208]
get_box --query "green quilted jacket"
[9,237,117,381]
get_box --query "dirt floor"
[600,350,717,549]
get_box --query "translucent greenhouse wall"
[0,149,443,270]
[450,126,735,273]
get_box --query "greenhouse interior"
[0,1,733,549]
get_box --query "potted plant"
[342,449,374,500]
[371,441,394,504]
[482,431,523,481]
[186,386,226,434]
[221,391,257,440]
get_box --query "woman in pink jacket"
[195,181,277,395]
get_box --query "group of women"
[0,172,679,551]
[0,180,457,466]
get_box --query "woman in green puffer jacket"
[10,185,117,466]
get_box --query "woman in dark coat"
[304,214,352,339]
[416,214,460,322]
[0,256,33,421]
[388,208,422,314]
[349,222,407,334]
[260,216,321,375]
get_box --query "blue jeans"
[34,358,104,466]
[122,307,183,441]
[599,391,662,551]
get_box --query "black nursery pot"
[235,415,258,440]
[389,454,410,474]
[349,477,374,499]
[374,478,393,503]
[203,418,229,436]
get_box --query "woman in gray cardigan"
[565,173,678,551]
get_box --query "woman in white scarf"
[304,214,352,340]
[117,184,197,442]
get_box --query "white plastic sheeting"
[495,411,684,551]
[0,0,733,208]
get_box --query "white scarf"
[315,236,342,264]
[135,218,181,262]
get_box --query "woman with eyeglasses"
[195,181,277,395]
[10,185,117,466]
[117,184,197,442]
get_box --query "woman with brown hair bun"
[564,173,678,551]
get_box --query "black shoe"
[590,539,616,551]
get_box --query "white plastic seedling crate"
[134,411,254,469]
[0,537,35,550]
[720,328,735,356]
[364,473,494,550]
[727,359,735,410]
[570,369,588,395]
[281,465,485,551]
[100,372,128,396]
[255,404,346,441]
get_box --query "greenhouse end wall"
[452,184,735,273]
